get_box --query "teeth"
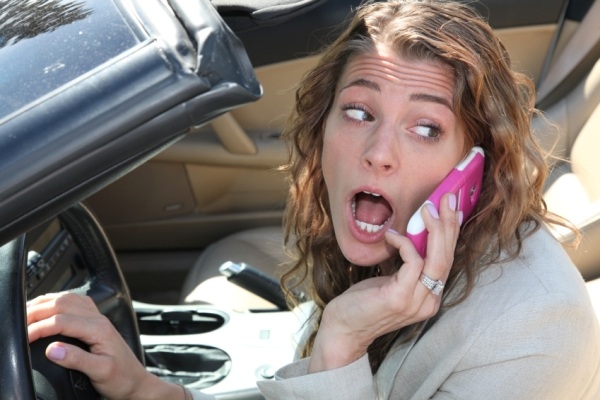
[355,219,388,233]
[363,190,381,197]
[352,193,389,234]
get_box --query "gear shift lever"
[219,261,290,310]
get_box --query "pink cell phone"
[406,146,485,258]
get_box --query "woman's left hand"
[308,193,461,373]
[27,292,182,400]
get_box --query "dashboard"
[19,209,303,399]
[26,219,90,299]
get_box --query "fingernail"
[387,228,400,235]
[47,344,66,361]
[458,210,464,225]
[448,193,457,211]
[426,203,439,219]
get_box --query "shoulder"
[443,225,598,348]
[473,226,588,303]
[438,226,598,346]
[386,227,600,399]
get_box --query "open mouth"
[352,191,393,233]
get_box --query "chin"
[341,240,396,267]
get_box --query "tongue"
[354,193,392,225]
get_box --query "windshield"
[0,0,139,120]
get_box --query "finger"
[420,201,446,275]
[384,228,422,263]
[28,311,111,345]
[415,200,453,300]
[26,292,64,309]
[45,341,113,386]
[27,293,98,326]
[422,194,459,277]
[384,230,426,300]
[384,230,424,283]
[385,223,450,303]
[437,193,461,264]
[45,340,90,367]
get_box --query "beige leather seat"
[537,56,600,323]
[536,57,600,282]
[180,226,291,310]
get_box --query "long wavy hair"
[280,0,574,373]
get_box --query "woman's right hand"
[307,193,460,373]
[27,292,183,400]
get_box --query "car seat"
[539,56,600,321]
[536,55,600,281]
[180,226,291,309]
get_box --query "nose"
[361,123,399,174]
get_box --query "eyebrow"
[341,78,453,111]
[409,93,453,111]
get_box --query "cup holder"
[137,309,226,335]
[144,344,231,388]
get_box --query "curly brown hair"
[280,0,573,372]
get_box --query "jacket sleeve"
[256,354,377,400]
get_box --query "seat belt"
[536,0,570,87]
[536,0,600,109]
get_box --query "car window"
[0,0,138,120]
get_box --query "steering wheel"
[0,203,144,400]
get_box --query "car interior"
[85,0,600,306]
[93,0,600,394]
[0,0,599,398]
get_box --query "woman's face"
[322,49,466,267]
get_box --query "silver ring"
[420,273,444,296]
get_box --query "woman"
[27,1,600,399]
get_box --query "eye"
[413,122,443,141]
[341,104,374,123]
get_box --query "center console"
[133,300,310,399]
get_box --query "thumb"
[46,342,68,362]
[46,341,95,375]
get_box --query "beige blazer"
[257,228,600,399]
